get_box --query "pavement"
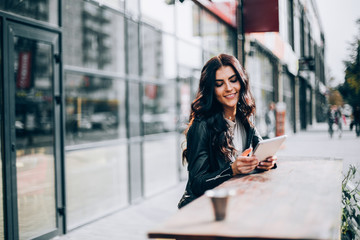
[53,122,360,240]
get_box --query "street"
[277,122,360,182]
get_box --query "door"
[5,22,63,239]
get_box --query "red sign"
[16,52,32,89]
[194,0,237,28]
[243,0,279,33]
[145,84,158,100]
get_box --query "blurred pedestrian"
[353,106,360,137]
[265,101,276,139]
[178,54,277,209]
[327,105,335,138]
[334,106,343,138]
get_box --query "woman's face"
[214,66,241,112]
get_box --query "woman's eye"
[215,82,223,87]
[230,78,238,83]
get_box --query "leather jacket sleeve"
[186,120,233,197]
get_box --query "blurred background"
[0,0,359,239]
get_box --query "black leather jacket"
[178,117,262,209]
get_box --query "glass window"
[141,27,176,81]
[201,10,219,54]
[63,0,125,73]
[144,134,177,197]
[128,82,141,137]
[141,0,175,33]
[175,1,202,46]
[162,34,177,80]
[64,72,126,146]
[141,25,163,81]
[200,8,236,56]
[13,36,56,240]
[66,144,128,229]
[218,23,236,56]
[127,19,140,76]
[0,0,58,26]
[143,83,176,135]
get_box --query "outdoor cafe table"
[148,157,343,240]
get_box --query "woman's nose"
[225,82,232,91]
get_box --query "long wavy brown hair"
[182,54,256,164]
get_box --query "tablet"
[252,135,287,161]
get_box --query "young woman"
[178,54,277,209]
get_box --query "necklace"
[227,115,235,121]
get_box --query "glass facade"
[13,33,58,240]
[0,0,237,238]
[0,0,59,26]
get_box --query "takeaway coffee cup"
[205,189,234,221]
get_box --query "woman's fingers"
[233,155,277,174]
[233,156,259,174]
[257,156,276,170]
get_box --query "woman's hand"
[231,155,259,175]
[256,155,277,171]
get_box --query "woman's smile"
[224,93,237,98]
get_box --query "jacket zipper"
[205,167,231,182]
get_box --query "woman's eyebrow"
[229,74,237,80]
[215,74,237,81]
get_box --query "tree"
[339,19,360,108]
[328,88,344,106]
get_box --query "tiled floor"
[53,182,186,240]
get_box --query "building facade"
[0,0,238,239]
[0,0,326,239]
[242,0,326,135]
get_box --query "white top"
[225,118,247,162]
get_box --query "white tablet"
[252,135,287,161]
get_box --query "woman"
[178,54,277,209]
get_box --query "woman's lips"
[225,93,237,99]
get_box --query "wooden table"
[148,157,343,240]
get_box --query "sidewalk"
[54,122,360,240]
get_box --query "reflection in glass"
[144,135,177,197]
[143,83,176,135]
[162,34,176,79]
[129,83,141,137]
[219,24,236,56]
[0,0,58,25]
[66,145,128,229]
[65,73,126,146]
[127,19,140,76]
[13,37,56,240]
[142,25,163,81]
[201,9,219,54]
[63,0,125,73]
